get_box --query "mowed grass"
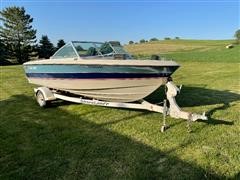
[125,39,235,54]
[1,41,240,179]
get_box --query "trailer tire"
[36,90,49,107]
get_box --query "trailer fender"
[34,87,56,101]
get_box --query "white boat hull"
[28,77,167,102]
[24,58,179,102]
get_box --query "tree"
[175,37,180,40]
[164,37,171,40]
[57,39,65,50]
[129,40,134,44]
[99,42,112,54]
[0,38,6,64]
[139,39,146,43]
[0,39,5,58]
[234,29,240,44]
[0,6,37,64]
[150,38,158,41]
[38,35,55,59]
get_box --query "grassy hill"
[125,39,239,63]
[125,39,235,54]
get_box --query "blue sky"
[1,0,239,45]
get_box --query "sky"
[1,0,239,45]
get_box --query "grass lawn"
[0,40,240,179]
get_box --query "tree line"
[128,31,240,45]
[0,6,66,64]
[128,37,180,45]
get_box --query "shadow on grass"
[0,95,225,179]
[146,86,240,107]
[99,111,151,127]
[200,103,234,125]
[234,172,240,179]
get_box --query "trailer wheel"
[161,125,166,132]
[161,125,169,133]
[36,90,48,107]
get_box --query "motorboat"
[23,41,179,102]
[23,41,207,131]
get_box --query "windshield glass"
[72,41,131,59]
[51,43,78,59]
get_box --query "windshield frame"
[73,41,106,57]
[51,41,131,60]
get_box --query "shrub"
[164,37,171,40]
[150,38,158,41]
[234,29,240,44]
[129,41,134,44]
[151,54,160,60]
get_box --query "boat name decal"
[79,99,109,106]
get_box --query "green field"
[126,39,240,63]
[0,40,240,179]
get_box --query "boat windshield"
[72,41,131,59]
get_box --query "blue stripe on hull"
[26,73,170,79]
[24,64,179,74]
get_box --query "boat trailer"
[34,81,207,132]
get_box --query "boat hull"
[27,77,167,102]
[23,59,179,102]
